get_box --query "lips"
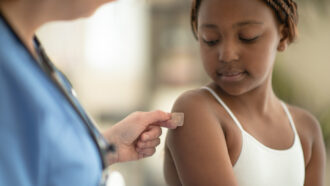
[217,70,247,82]
[220,71,244,76]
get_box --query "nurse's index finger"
[154,112,184,129]
[142,110,171,124]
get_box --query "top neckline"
[202,86,298,152]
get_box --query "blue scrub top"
[0,15,102,185]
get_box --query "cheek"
[200,46,218,75]
[244,37,278,76]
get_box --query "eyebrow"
[234,20,263,27]
[199,20,263,30]
[199,24,218,30]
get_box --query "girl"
[164,0,326,185]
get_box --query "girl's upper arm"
[166,92,238,186]
[303,112,327,186]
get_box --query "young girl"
[164,0,326,185]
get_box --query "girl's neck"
[212,75,280,116]
[0,2,46,60]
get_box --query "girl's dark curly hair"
[191,0,299,43]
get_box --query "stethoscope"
[33,38,116,167]
[0,12,115,186]
[34,38,115,185]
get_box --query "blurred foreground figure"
[0,0,180,185]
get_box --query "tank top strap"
[202,87,245,132]
[280,102,298,135]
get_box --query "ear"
[277,24,289,52]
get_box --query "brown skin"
[164,0,326,185]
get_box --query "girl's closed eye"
[202,38,220,46]
[238,29,263,43]
[239,35,260,43]
[200,31,221,47]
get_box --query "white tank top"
[203,87,305,186]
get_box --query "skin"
[164,0,326,185]
[0,0,178,165]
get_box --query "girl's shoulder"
[173,87,228,110]
[285,103,322,139]
[172,88,227,121]
[173,88,212,108]
[171,88,231,132]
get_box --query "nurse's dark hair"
[191,0,299,44]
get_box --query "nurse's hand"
[103,110,178,165]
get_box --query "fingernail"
[143,134,149,141]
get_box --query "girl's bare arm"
[165,91,238,186]
[302,113,326,186]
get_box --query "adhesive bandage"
[171,112,184,127]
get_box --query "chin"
[224,89,247,96]
[216,83,252,97]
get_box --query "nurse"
[0,0,177,185]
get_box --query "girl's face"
[197,0,285,96]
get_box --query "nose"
[218,40,239,63]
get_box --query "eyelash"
[202,39,219,46]
[239,36,259,43]
[202,36,260,46]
